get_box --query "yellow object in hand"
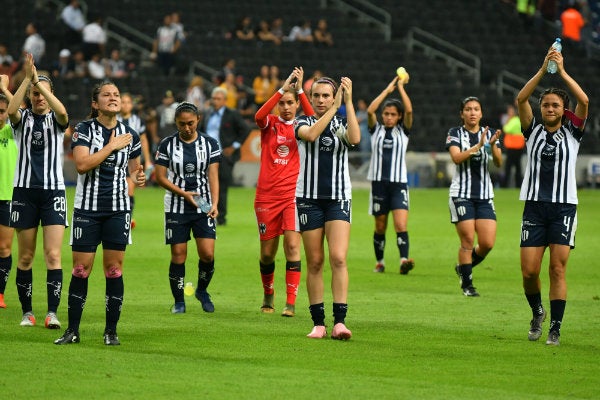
[396,67,409,83]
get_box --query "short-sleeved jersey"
[295,114,353,200]
[12,108,67,190]
[446,126,498,199]
[0,124,17,200]
[520,117,582,204]
[118,113,146,135]
[71,119,141,212]
[155,132,221,214]
[367,122,410,183]
[256,115,299,200]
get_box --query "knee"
[45,248,62,267]
[72,264,90,279]
[105,264,122,278]
[329,254,347,270]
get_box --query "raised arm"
[556,53,589,123]
[340,76,360,146]
[31,65,69,126]
[7,54,36,124]
[397,77,413,130]
[367,77,398,129]
[0,75,13,104]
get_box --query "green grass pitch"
[1,186,599,399]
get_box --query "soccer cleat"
[195,289,215,313]
[20,312,36,327]
[546,330,560,346]
[260,293,275,313]
[281,304,295,317]
[373,262,385,273]
[400,259,415,275]
[44,312,61,329]
[306,325,327,339]
[54,328,80,345]
[104,331,121,346]
[462,286,480,297]
[0,293,6,308]
[528,309,547,341]
[171,302,186,314]
[454,264,462,285]
[331,323,352,340]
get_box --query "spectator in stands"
[516,0,536,29]
[252,65,273,108]
[235,75,256,123]
[82,13,107,60]
[221,58,236,77]
[155,90,180,143]
[0,44,18,78]
[270,65,281,91]
[220,72,239,110]
[51,49,75,79]
[256,20,281,45]
[87,53,106,80]
[22,23,46,66]
[356,98,370,160]
[151,14,181,76]
[170,11,186,44]
[303,69,323,93]
[72,50,88,79]
[234,16,255,41]
[288,20,313,42]
[313,19,334,47]
[185,76,207,112]
[501,103,524,188]
[60,0,85,49]
[201,87,250,226]
[105,49,129,79]
[560,2,586,52]
[270,17,285,43]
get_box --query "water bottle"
[193,194,211,213]
[184,282,195,296]
[547,38,562,74]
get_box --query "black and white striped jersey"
[12,108,67,190]
[367,122,410,183]
[446,126,497,199]
[295,114,353,200]
[71,119,141,212]
[520,117,583,204]
[155,133,221,214]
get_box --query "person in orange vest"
[502,103,524,188]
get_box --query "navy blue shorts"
[369,181,409,215]
[296,198,351,231]
[449,197,496,223]
[10,188,68,228]
[70,209,131,252]
[165,212,216,245]
[520,201,577,248]
[0,200,11,227]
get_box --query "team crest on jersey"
[72,132,78,142]
[276,145,289,158]
[277,135,286,144]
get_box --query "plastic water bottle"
[184,282,195,296]
[193,194,211,213]
[547,38,562,74]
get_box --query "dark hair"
[312,76,338,95]
[175,101,199,118]
[88,80,118,119]
[539,88,569,109]
[460,96,481,112]
[0,93,8,105]
[382,99,405,121]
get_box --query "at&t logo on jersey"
[320,136,333,152]
[274,145,290,165]
[31,130,44,147]
[185,163,196,177]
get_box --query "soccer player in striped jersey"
[446,97,502,297]
[366,75,414,275]
[254,67,313,317]
[0,76,16,309]
[295,76,360,340]
[516,47,589,346]
[118,92,153,228]
[154,102,221,314]
[54,81,145,346]
[7,54,69,329]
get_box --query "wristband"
[297,89,304,94]
[278,88,285,95]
